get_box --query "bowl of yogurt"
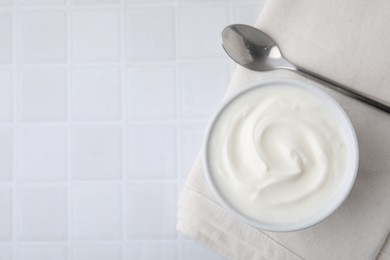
[204,78,359,232]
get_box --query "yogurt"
[206,83,351,224]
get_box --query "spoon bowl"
[222,24,294,71]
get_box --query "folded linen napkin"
[177,0,390,259]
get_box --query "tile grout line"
[174,0,183,259]
[4,2,184,10]
[0,59,230,70]
[11,0,18,258]
[0,1,265,10]
[65,0,72,258]
[119,0,127,259]
[0,117,213,125]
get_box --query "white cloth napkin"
[177,0,390,259]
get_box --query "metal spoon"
[222,24,390,114]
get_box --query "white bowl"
[203,78,359,232]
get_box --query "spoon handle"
[295,66,390,114]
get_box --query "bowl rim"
[203,78,359,232]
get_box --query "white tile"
[0,0,12,6]
[0,11,12,64]
[19,0,66,5]
[0,69,12,122]
[127,182,177,239]
[18,186,67,240]
[179,63,229,117]
[18,245,67,260]
[18,67,67,122]
[231,3,265,25]
[127,241,177,260]
[71,0,119,4]
[126,7,175,61]
[183,239,224,260]
[179,122,207,179]
[71,10,120,62]
[71,184,122,240]
[127,65,175,119]
[72,243,122,260]
[0,245,12,260]
[127,0,172,3]
[70,124,122,181]
[19,10,66,63]
[0,187,12,240]
[127,124,175,180]
[178,6,228,59]
[0,126,12,181]
[72,66,121,121]
[18,126,67,182]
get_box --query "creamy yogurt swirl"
[207,84,349,223]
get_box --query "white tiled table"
[0,0,263,259]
